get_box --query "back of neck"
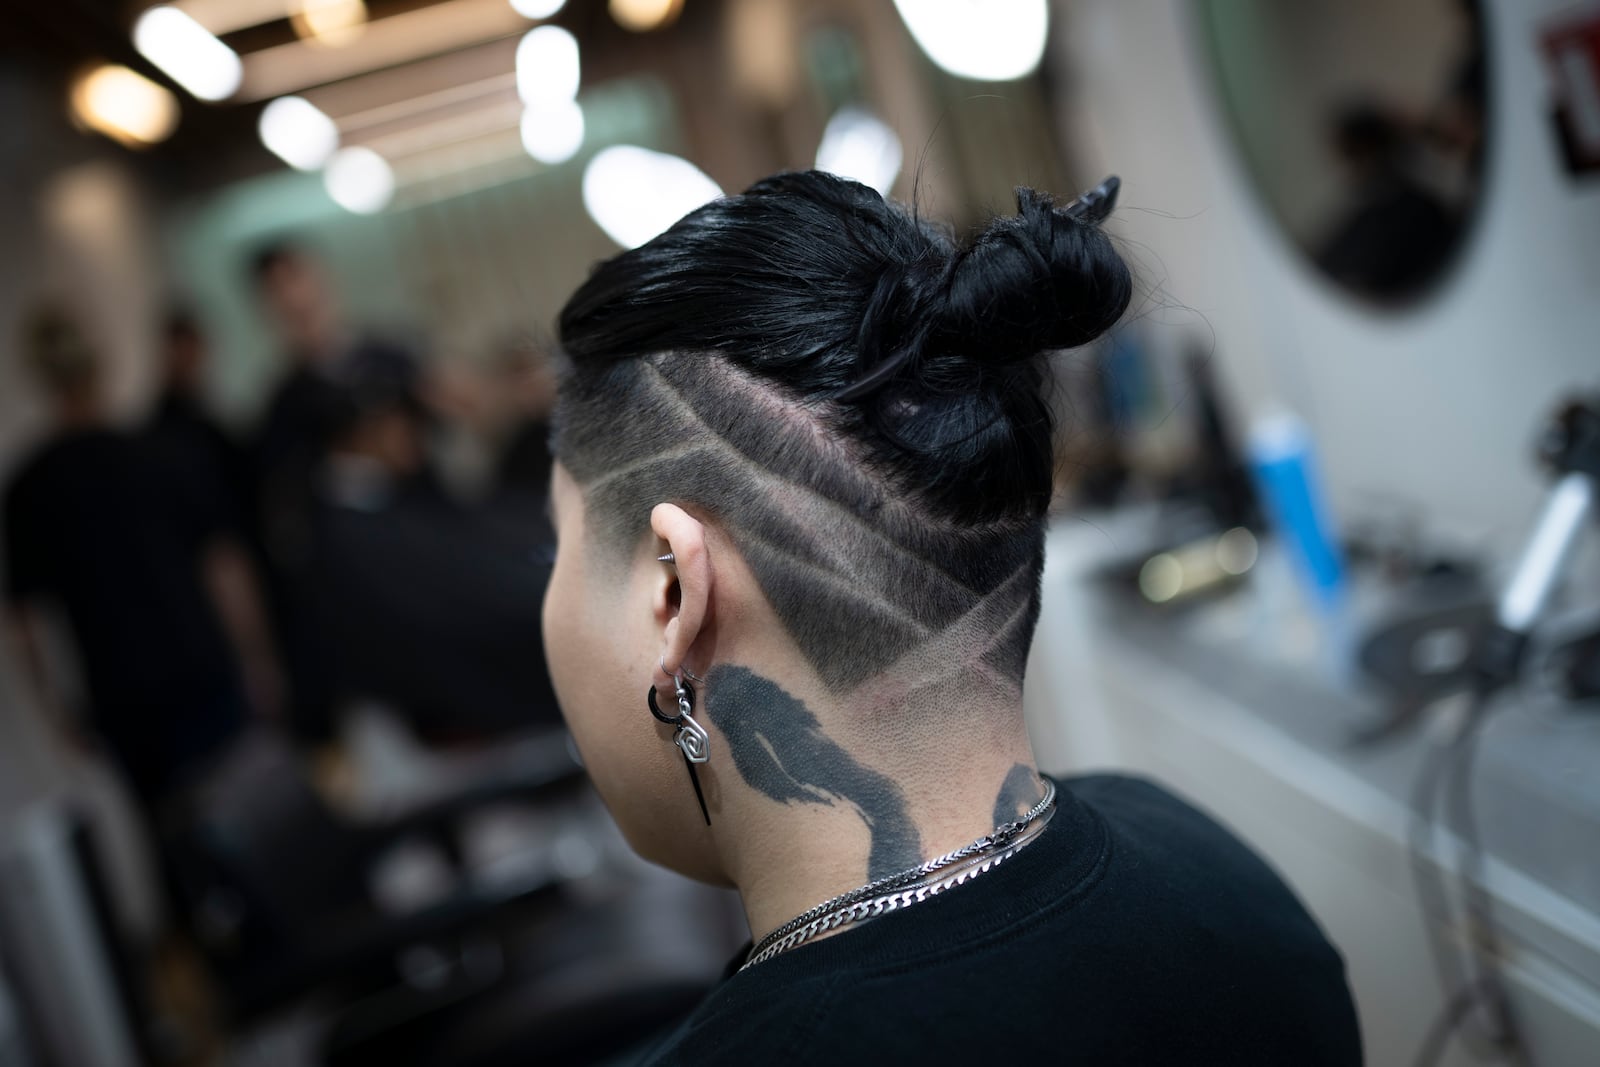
[699,661,1043,940]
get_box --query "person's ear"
[650,503,712,690]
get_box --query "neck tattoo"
[741,776,1057,970]
[695,664,1053,971]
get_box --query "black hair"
[246,238,306,288]
[163,306,200,344]
[1332,102,1402,166]
[554,170,1130,693]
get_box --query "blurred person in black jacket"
[3,305,276,811]
[1316,103,1462,302]
[305,351,563,741]
[147,307,253,539]
[246,240,423,744]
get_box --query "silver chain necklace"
[741,779,1057,971]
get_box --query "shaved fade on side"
[554,170,1131,698]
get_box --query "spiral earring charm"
[646,675,712,825]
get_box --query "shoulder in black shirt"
[2,428,246,802]
[644,774,1361,1066]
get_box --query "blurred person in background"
[491,333,560,506]
[1315,101,1462,302]
[147,307,253,541]
[542,171,1362,1064]
[306,349,564,741]
[247,239,426,744]
[2,305,276,814]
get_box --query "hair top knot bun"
[836,176,1130,404]
[837,250,953,403]
[556,169,1133,526]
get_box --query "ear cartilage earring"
[646,676,712,826]
[663,653,706,687]
[657,552,676,566]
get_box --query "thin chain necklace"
[741,779,1057,971]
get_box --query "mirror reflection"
[1198,0,1487,305]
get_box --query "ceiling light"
[509,0,566,17]
[291,0,368,48]
[815,107,902,196]
[609,0,683,33]
[70,64,180,148]
[133,5,243,101]
[520,98,584,164]
[258,96,340,170]
[891,0,1048,82]
[582,145,720,249]
[516,25,580,104]
[324,146,395,213]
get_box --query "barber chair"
[161,731,739,1066]
[321,863,738,1067]
[161,730,584,1018]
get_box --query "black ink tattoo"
[705,665,922,879]
[993,763,1043,826]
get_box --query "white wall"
[1054,0,1600,561]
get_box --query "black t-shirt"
[148,387,253,541]
[252,337,422,552]
[306,487,564,740]
[249,337,420,742]
[2,428,245,797]
[645,774,1362,1065]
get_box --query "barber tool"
[1356,396,1600,741]
[1387,395,1598,1065]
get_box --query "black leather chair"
[162,730,584,1017]
[160,731,740,1066]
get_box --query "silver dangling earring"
[647,671,712,825]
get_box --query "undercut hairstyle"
[554,170,1131,696]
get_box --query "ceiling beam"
[237,0,530,102]
[303,34,517,118]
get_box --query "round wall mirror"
[1196,0,1487,306]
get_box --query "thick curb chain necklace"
[741,779,1057,971]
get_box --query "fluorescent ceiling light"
[71,65,180,147]
[609,0,682,33]
[891,0,1048,82]
[291,0,369,48]
[815,107,902,197]
[520,98,584,164]
[516,25,580,105]
[510,0,566,17]
[325,146,395,213]
[134,5,244,101]
[582,145,721,249]
[259,96,341,170]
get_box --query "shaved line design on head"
[555,353,1045,696]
